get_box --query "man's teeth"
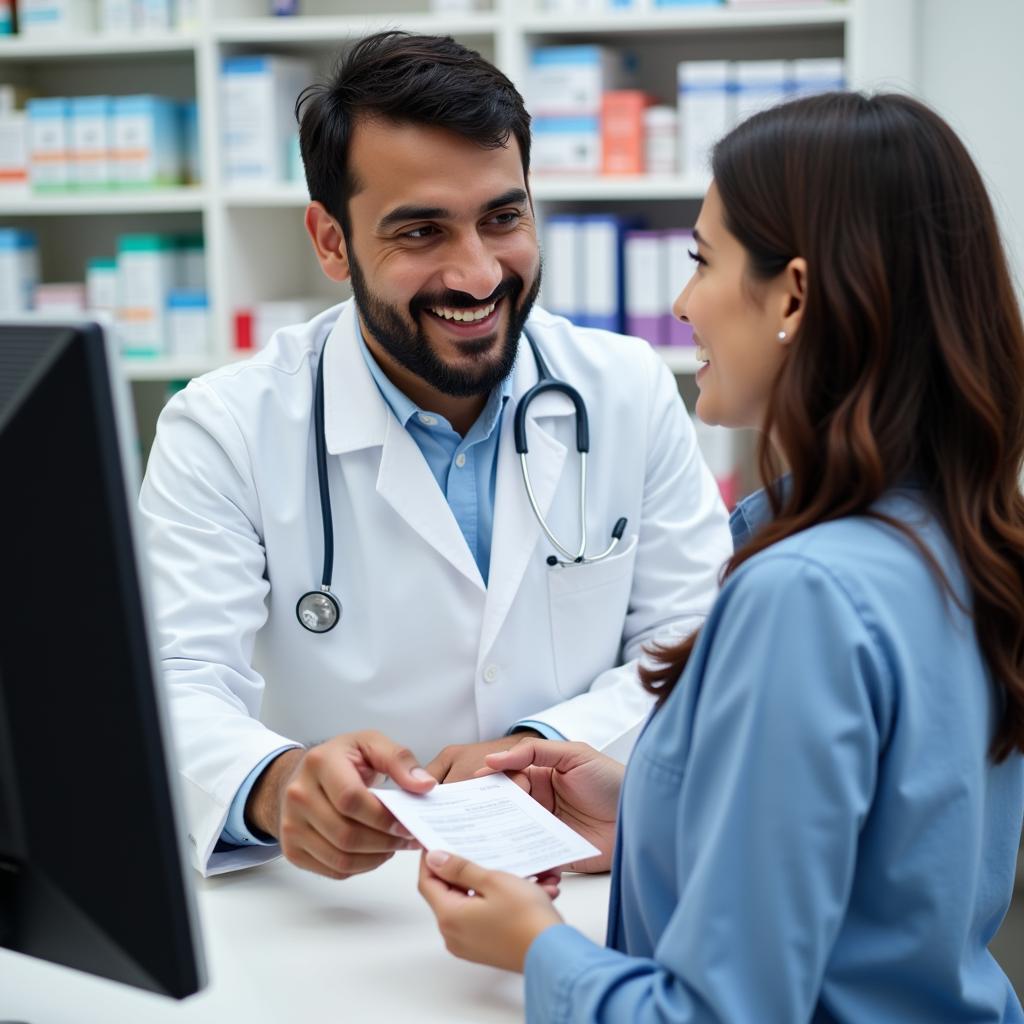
[696,346,710,363]
[430,301,497,322]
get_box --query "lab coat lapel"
[480,340,574,658]
[323,301,485,592]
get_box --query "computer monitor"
[0,320,205,999]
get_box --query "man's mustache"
[410,277,522,316]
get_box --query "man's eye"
[491,212,521,226]
[403,226,438,240]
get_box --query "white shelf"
[120,354,245,382]
[223,186,310,208]
[222,178,709,206]
[518,4,850,36]
[213,13,499,46]
[0,188,207,216]
[653,346,701,375]
[0,31,196,60]
[117,345,699,382]
[0,0,910,392]
[531,175,709,201]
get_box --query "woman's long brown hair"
[641,92,1024,762]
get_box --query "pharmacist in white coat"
[140,31,731,878]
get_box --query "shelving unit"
[0,0,915,397]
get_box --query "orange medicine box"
[601,90,652,175]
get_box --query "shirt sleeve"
[508,720,566,741]
[523,554,893,1023]
[220,745,301,847]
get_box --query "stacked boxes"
[18,0,96,36]
[529,46,845,179]
[0,90,29,192]
[117,233,179,357]
[26,98,70,192]
[220,55,314,186]
[528,46,628,175]
[112,95,182,187]
[70,96,113,189]
[21,94,197,192]
[677,61,730,181]
[678,58,845,177]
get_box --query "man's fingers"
[424,849,495,894]
[296,828,398,878]
[358,731,436,793]
[423,751,450,784]
[313,752,414,837]
[296,787,415,854]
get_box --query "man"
[140,31,731,878]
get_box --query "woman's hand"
[478,739,624,872]
[418,851,563,973]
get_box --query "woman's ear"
[778,256,807,344]
[304,201,352,284]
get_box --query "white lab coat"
[140,300,731,874]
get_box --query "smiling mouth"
[426,299,498,323]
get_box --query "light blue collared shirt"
[221,321,559,848]
[354,325,511,586]
[525,485,1024,1022]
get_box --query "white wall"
[914,0,1024,298]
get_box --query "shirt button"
[455,453,467,468]
[419,414,437,426]
[482,664,499,684]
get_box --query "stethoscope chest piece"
[296,589,341,633]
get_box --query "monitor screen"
[0,320,205,999]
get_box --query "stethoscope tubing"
[300,326,628,632]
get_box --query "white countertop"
[0,853,610,1024]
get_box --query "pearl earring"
[777,330,787,342]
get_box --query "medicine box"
[532,117,601,175]
[0,229,40,314]
[19,0,96,36]
[117,233,177,356]
[70,96,114,189]
[0,114,28,192]
[112,95,181,188]
[676,61,731,180]
[528,46,629,118]
[27,97,70,192]
[221,55,314,186]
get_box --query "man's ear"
[305,202,351,284]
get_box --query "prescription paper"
[372,773,600,878]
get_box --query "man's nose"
[439,234,503,301]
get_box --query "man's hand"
[425,732,542,784]
[245,730,435,880]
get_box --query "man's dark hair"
[295,31,532,237]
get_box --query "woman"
[418,91,1024,1022]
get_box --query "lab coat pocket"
[547,534,639,698]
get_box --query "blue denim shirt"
[525,486,1024,1023]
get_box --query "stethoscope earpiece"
[517,334,628,568]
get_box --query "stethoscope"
[296,330,628,633]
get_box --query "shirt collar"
[354,311,513,438]
[729,476,790,550]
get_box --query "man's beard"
[348,252,541,399]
